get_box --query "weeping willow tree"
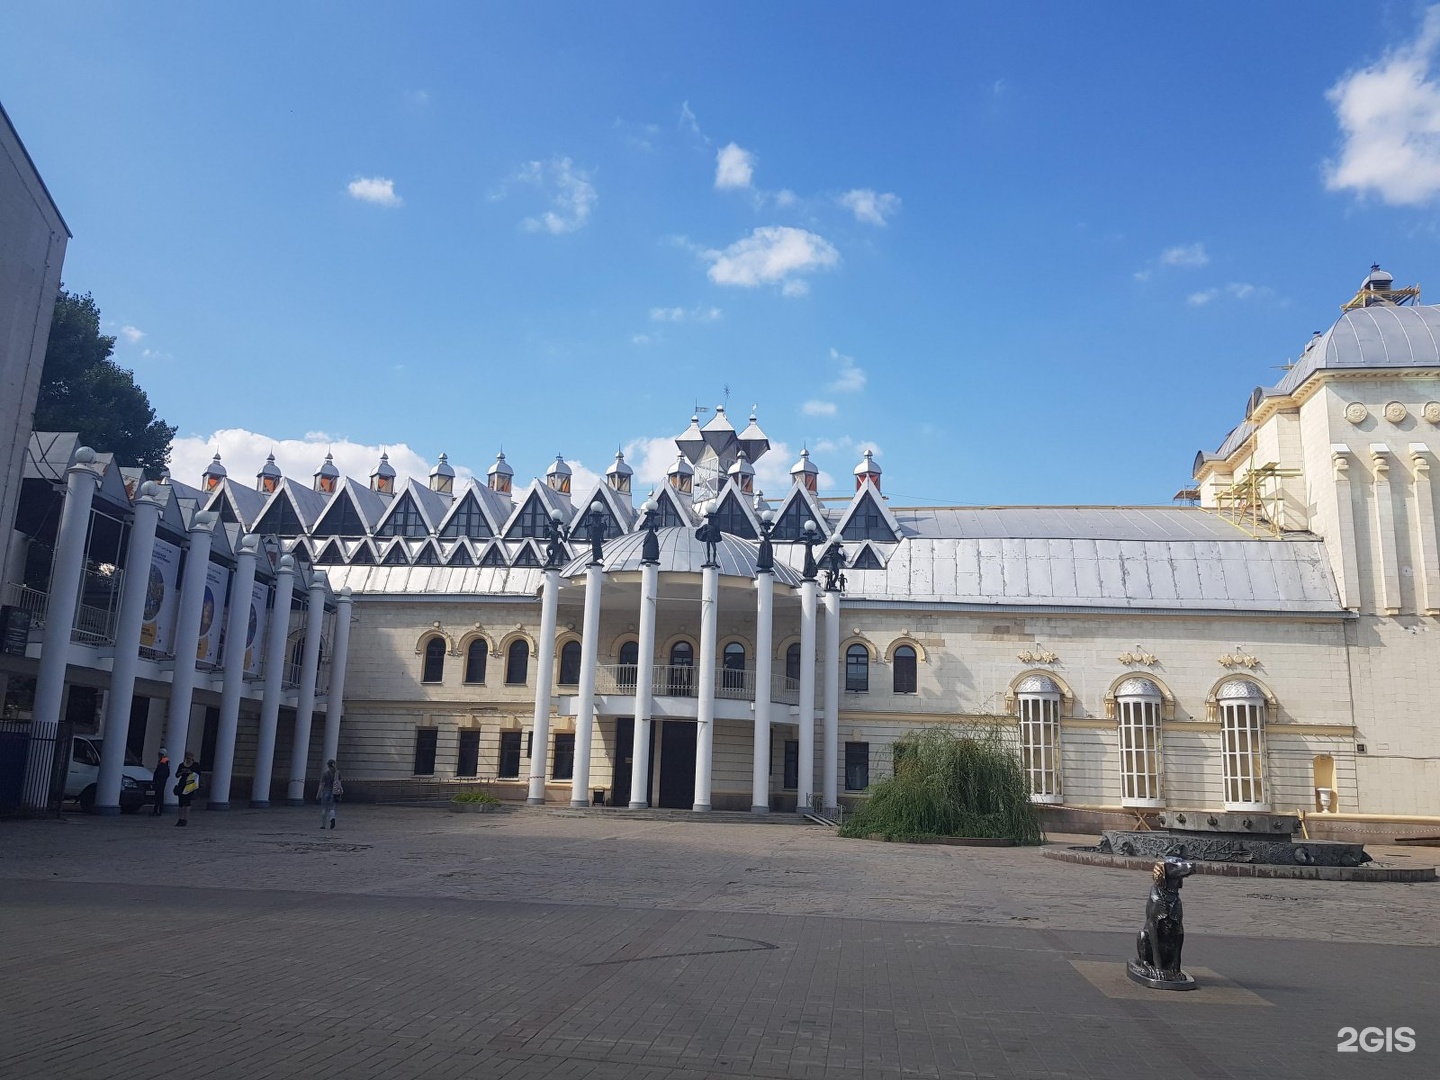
[839,724,1044,845]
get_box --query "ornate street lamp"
[640,496,661,565]
[585,499,608,566]
[756,508,776,573]
[543,508,570,569]
[799,518,822,581]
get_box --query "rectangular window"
[552,733,575,781]
[783,739,799,790]
[413,728,438,776]
[456,729,480,778]
[526,731,533,758]
[499,731,522,779]
[844,742,870,791]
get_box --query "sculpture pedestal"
[1126,961,1196,991]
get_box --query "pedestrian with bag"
[173,750,199,827]
[318,759,342,829]
[151,747,170,817]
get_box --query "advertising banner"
[140,539,181,654]
[245,579,270,676]
[195,562,230,665]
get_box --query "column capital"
[133,479,168,511]
[66,446,107,483]
[187,509,220,536]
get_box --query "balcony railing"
[1,581,48,632]
[2,567,123,648]
[590,664,802,705]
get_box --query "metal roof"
[1276,303,1440,396]
[890,506,1259,542]
[565,526,804,586]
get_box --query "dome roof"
[545,454,571,479]
[203,452,227,479]
[606,449,633,479]
[371,452,396,479]
[1016,674,1060,695]
[314,452,339,479]
[562,526,802,585]
[487,451,513,478]
[429,452,455,480]
[854,448,881,476]
[1116,677,1161,698]
[1217,678,1265,701]
[1276,303,1440,395]
[791,448,818,476]
[257,452,282,480]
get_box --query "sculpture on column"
[1127,855,1197,990]
[695,500,721,568]
[586,500,608,565]
[544,508,570,569]
[756,509,775,573]
[639,497,661,565]
[799,519,821,581]
[821,542,846,593]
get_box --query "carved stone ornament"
[1344,402,1368,424]
[1218,649,1261,669]
[1016,649,1059,665]
[1425,401,1440,424]
[1384,401,1408,423]
[1118,650,1159,667]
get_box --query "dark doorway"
[612,718,633,807]
[125,696,149,760]
[657,720,696,809]
[456,729,480,778]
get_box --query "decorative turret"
[370,451,396,495]
[487,451,513,495]
[675,413,705,464]
[314,452,339,494]
[736,408,770,464]
[1342,263,1420,311]
[752,489,771,515]
[202,452,227,492]
[429,452,455,494]
[257,452,282,494]
[791,447,819,493]
[667,450,694,495]
[728,449,755,494]
[854,448,881,493]
[545,454,572,495]
[606,449,633,495]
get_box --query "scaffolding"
[1213,462,1301,537]
[1342,274,1420,312]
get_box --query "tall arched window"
[892,645,917,694]
[1016,674,1061,803]
[464,639,487,684]
[1218,679,1267,810]
[617,640,639,692]
[558,640,582,685]
[845,644,869,692]
[722,642,746,694]
[1115,677,1162,807]
[669,641,694,696]
[785,643,801,690]
[421,637,446,684]
[505,639,529,685]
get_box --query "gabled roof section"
[312,477,387,538]
[254,479,327,538]
[445,540,477,567]
[413,538,442,566]
[380,538,411,566]
[769,484,831,542]
[314,537,346,566]
[707,479,760,539]
[346,539,377,565]
[477,541,508,568]
[503,480,572,539]
[567,481,636,538]
[208,479,267,530]
[835,480,902,543]
[436,483,497,540]
[376,478,447,537]
[847,541,887,571]
[650,484,694,529]
[512,539,544,568]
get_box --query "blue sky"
[6,3,1440,506]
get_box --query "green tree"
[33,289,177,476]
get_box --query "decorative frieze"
[1117,648,1158,667]
[1016,648,1058,665]
[1344,402,1368,424]
[1218,647,1260,670]
[1384,401,1408,423]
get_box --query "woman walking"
[318,759,342,829]
[173,751,199,827]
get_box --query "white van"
[65,735,155,812]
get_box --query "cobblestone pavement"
[2,806,1437,1079]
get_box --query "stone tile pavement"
[1,806,1437,1079]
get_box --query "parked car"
[66,736,153,812]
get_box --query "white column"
[24,448,104,808]
[162,510,219,805]
[1410,445,1440,615]
[95,483,166,813]
[628,560,658,808]
[250,555,295,806]
[321,587,354,766]
[1370,444,1402,615]
[569,563,603,807]
[751,571,774,813]
[822,587,841,815]
[206,534,259,810]
[527,567,561,804]
[1330,447,1362,610]
[693,561,719,812]
[797,578,817,813]
[286,576,329,804]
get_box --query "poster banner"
[245,579,270,676]
[140,538,181,653]
[195,562,230,665]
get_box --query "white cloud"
[1326,6,1440,204]
[813,436,883,460]
[406,89,430,106]
[170,430,470,493]
[1159,242,1209,268]
[517,157,597,234]
[827,348,866,393]
[715,142,756,189]
[838,188,901,225]
[705,226,840,292]
[347,177,403,207]
[679,101,708,142]
[632,333,654,346]
[803,400,837,417]
[1186,282,1271,306]
[650,305,722,323]
[119,325,145,343]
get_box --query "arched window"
[1218,680,1267,810]
[421,637,446,684]
[1116,677,1162,807]
[617,640,639,692]
[669,641,694,696]
[464,640,487,684]
[785,643,802,689]
[845,644,869,692]
[1016,674,1061,803]
[892,645,917,694]
[722,642,746,695]
[558,640,582,686]
[505,639,529,685]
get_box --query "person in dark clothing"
[152,748,170,817]
[173,750,199,827]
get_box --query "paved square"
[2,807,1437,1079]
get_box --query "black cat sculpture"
[1127,855,1197,990]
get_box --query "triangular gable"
[94,454,135,512]
[445,540,476,567]
[413,539,442,566]
[375,486,432,538]
[708,480,759,539]
[478,541,508,568]
[254,480,324,538]
[503,481,571,539]
[206,479,266,530]
[406,479,453,528]
[346,539,376,565]
[649,484,692,529]
[380,539,411,566]
[437,483,498,540]
[208,522,237,563]
[567,482,637,538]
[342,477,392,529]
[512,539,543,567]
[847,541,885,571]
[311,485,369,538]
[770,485,831,542]
[153,484,192,543]
[314,537,346,566]
[835,480,901,543]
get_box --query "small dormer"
[257,452,282,494]
[487,451,513,495]
[728,449,755,494]
[667,451,694,495]
[606,449,633,495]
[429,452,455,495]
[202,452,227,492]
[314,452,339,494]
[370,451,396,495]
[854,449,881,493]
[791,448,819,494]
[546,454,572,494]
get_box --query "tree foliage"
[33,289,176,476]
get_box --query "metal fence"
[0,718,71,817]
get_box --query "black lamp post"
[639,496,661,565]
[756,509,775,573]
[799,518,822,581]
[585,499,607,566]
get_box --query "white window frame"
[1018,691,1061,804]
[1116,686,1163,808]
[1220,694,1267,811]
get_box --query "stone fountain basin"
[1101,829,1370,867]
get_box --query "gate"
[0,718,71,817]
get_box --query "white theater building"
[4,266,1439,834]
